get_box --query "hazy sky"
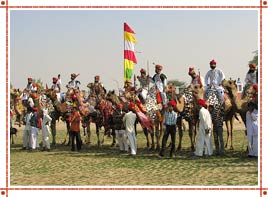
[10,10,258,92]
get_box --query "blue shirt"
[164,110,177,126]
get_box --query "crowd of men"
[10,59,258,158]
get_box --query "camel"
[222,79,251,128]
[171,84,199,151]
[192,82,240,150]
[106,90,157,149]
[43,88,69,146]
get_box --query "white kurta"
[205,68,225,102]
[42,109,52,149]
[195,107,213,156]
[245,71,257,85]
[246,109,258,156]
[23,112,33,148]
[123,111,137,155]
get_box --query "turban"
[31,93,37,99]
[209,59,217,65]
[32,106,38,112]
[140,68,146,74]
[128,102,136,111]
[188,67,195,75]
[249,63,256,69]
[168,100,177,107]
[117,103,123,109]
[197,99,207,108]
[252,84,258,92]
[125,79,132,84]
[155,64,163,70]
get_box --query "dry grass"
[10,120,258,186]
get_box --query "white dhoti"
[126,131,137,155]
[42,124,51,149]
[115,129,128,151]
[31,126,39,149]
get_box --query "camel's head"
[106,90,119,104]
[191,84,204,99]
[222,79,237,94]
[166,82,176,93]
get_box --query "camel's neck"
[228,89,248,111]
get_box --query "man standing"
[30,107,40,151]
[246,101,258,157]
[41,105,52,151]
[22,107,33,150]
[208,104,225,155]
[70,104,82,151]
[194,99,213,157]
[123,102,137,156]
[113,103,128,153]
[205,59,225,104]
[159,100,178,158]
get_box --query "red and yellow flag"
[124,23,137,82]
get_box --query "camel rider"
[25,77,37,92]
[188,67,205,87]
[137,68,150,103]
[149,64,167,106]
[124,79,136,95]
[21,77,36,106]
[87,75,106,99]
[66,73,80,90]
[245,63,257,86]
[204,59,225,104]
[51,77,61,92]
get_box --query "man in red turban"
[188,67,204,87]
[149,64,167,107]
[204,59,226,104]
[194,99,213,157]
[245,63,257,86]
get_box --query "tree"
[168,79,186,87]
[249,50,258,65]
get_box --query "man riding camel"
[245,63,257,86]
[188,67,204,87]
[51,77,61,92]
[87,75,106,99]
[149,64,168,107]
[204,59,225,104]
[66,73,80,90]
[137,68,150,103]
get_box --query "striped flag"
[124,23,137,82]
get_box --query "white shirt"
[123,111,137,133]
[67,80,76,89]
[205,68,225,87]
[246,109,258,136]
[245,71,257,85]
[151,74,167,92]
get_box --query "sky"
[10,10,258,92]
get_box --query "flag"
[124,22,137,82]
